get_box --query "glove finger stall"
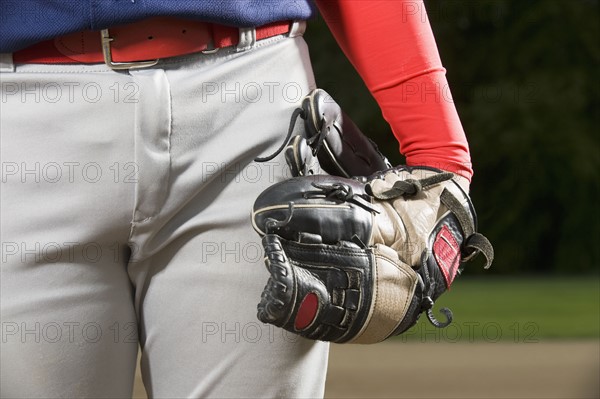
[252,175,374,245]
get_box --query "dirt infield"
[324,340,599,399]
[132,340,599,398]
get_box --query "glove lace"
[307,182,378,213]
[369,172,454,200]
[418,251,453,328]
[254,107,306,162]
[254,105,332,164]
[305,117,328,156]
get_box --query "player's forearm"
[314,0,473,179]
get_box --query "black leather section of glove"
[252,175,374,246]
[302,89,391,177]
[257,234,374,343]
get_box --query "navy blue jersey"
[0,0,316,53]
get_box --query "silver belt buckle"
[100,29,159,70]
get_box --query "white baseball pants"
[0,34,328,398]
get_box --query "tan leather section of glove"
[368,169,469,268]
[348,244,418,344]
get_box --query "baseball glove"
[252,90,493,344]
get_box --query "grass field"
[396,276,600,342]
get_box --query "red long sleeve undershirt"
[315,0,473,180]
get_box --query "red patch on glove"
[295,292,319,330]
[433,225,461,287]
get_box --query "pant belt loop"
[288,21,307,38]
[236,27,257,52]
[0,53,15,72]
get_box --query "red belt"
[13,17,293,69]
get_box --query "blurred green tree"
[304,0,599,274]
